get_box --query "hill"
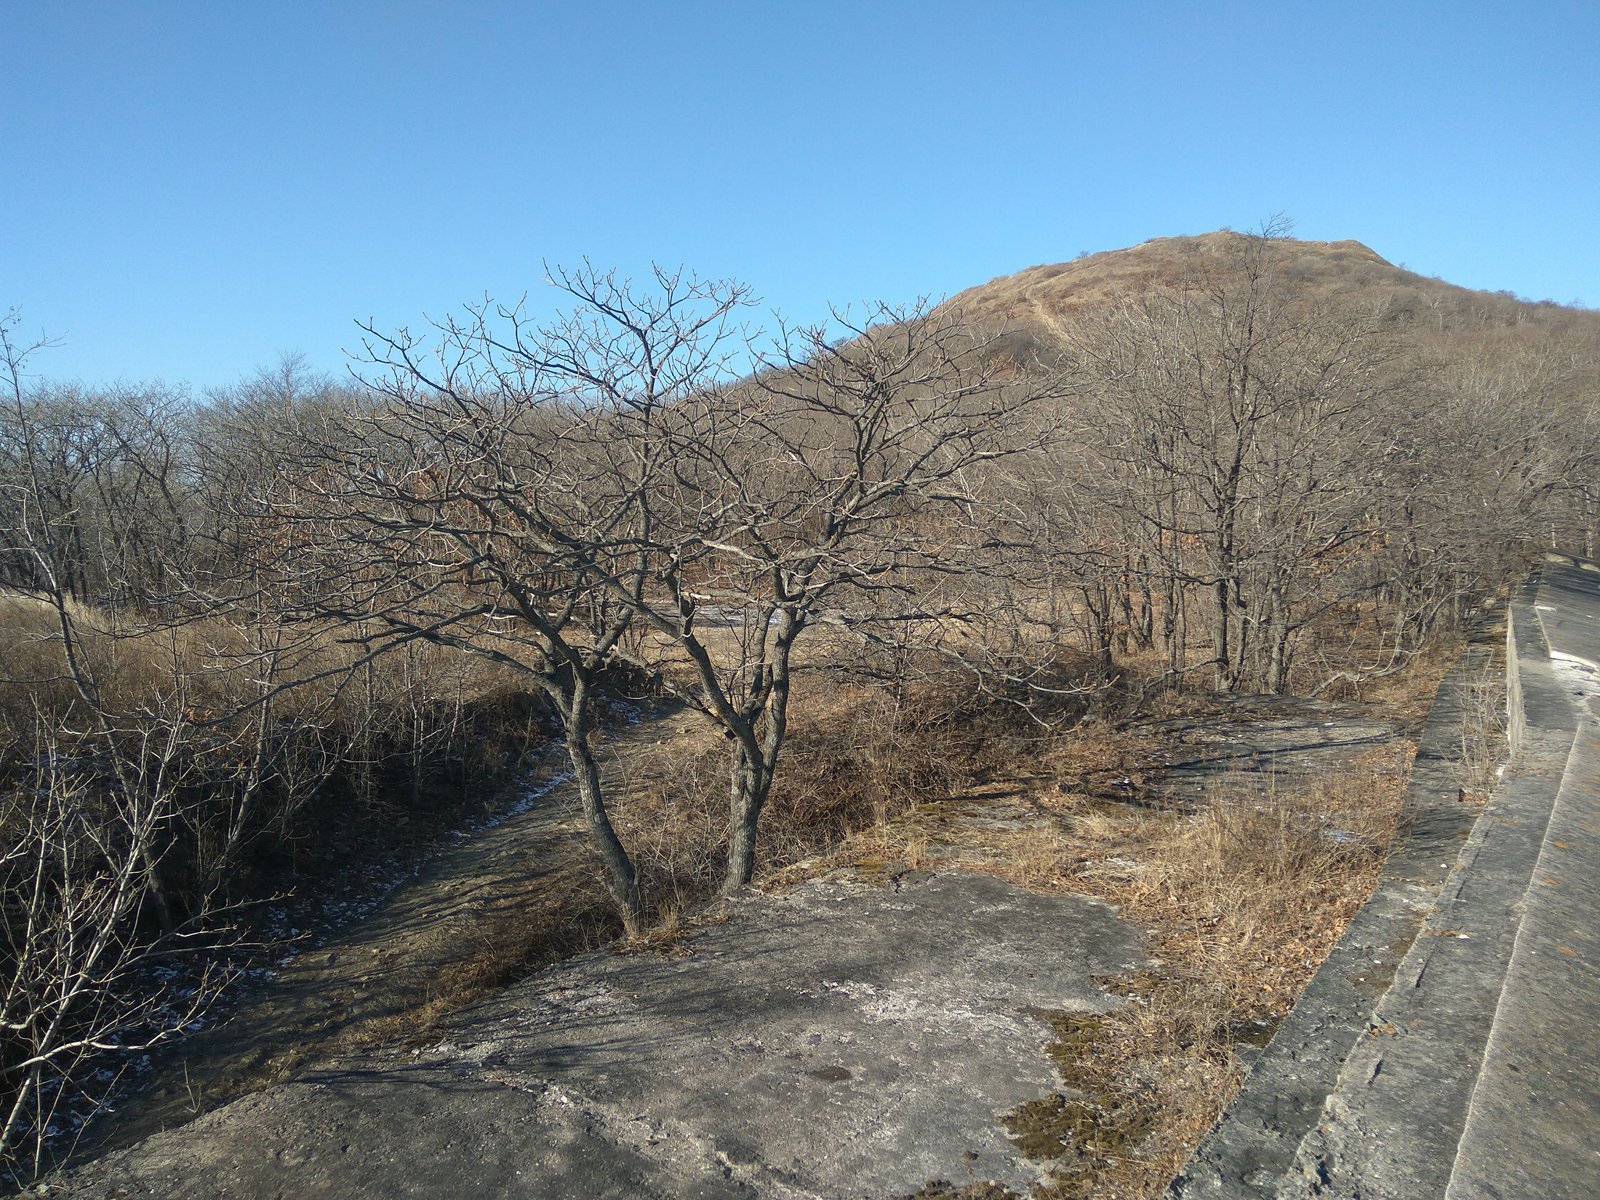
[941,229,1600,357]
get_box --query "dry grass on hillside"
[942,232,1397,326]
[611,676,986,912]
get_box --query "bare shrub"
[1458,667,1506,801]
[0,582,546,1175]
[0,729,239,1182]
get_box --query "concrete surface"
[1172,555,1600,1199]
[1445,559,1600,1199]
[1143,695,1403,810]
[51,871,1145,1199]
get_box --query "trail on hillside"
[77,701,700,1159]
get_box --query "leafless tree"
[284,267,756,930]
[1061,225,1408,692]
[604,301,1070,889]
[0,315,245,1178]
[302,276,1069,911]
[0,725,233,1181]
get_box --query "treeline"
[1001,231,1600,695]
[0,340,544,1175]
[0,229,1596,1176]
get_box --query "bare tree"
[288,267,756,931]
[1062,226,1407,692]
[610,302,1070,890]
[0,314,241,1178]
[303,277,1068,912]
[0,725,230,1181]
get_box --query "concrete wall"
[1506,599,1525,757]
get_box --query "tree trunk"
[1264,582,1290,694]
[717,621,797,895]
[1212,576,1233,691]
[559,680,643,934]
[723,738,765,895]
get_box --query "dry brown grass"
[0,589,534,721]
[1457,665,1507,802]
[1021,745,1411,1197]
[609,676,984,908]
[611,715,730,907]
[1314,633,1466,719]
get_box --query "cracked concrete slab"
[52,871,1145,1199]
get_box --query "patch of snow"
[1549,650,1600,699]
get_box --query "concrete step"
[1170,557,1600,1199]
[1445,575,1600,1198]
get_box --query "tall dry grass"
[605,672,991,916]
[1021,744,1412,1199]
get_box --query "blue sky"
[5,1,1597,390]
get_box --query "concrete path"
[1142,694,1406,808]
[1171,555,1600,1199]
[51,872,1145,1199]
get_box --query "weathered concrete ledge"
[1170,557,1600,1199]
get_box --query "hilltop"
[941,230,1600,355]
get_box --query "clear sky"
[5,0,1597,391]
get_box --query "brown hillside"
[941,230,1600,350]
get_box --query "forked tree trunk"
[720,630,794,895]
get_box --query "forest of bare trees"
[1,227,1597,1176]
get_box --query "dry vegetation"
[1029,748,1412,1199]
[1,229,1593,1183]
[612,672,986,911]
[0,591,549,1176]
[779,649,1463,1200]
